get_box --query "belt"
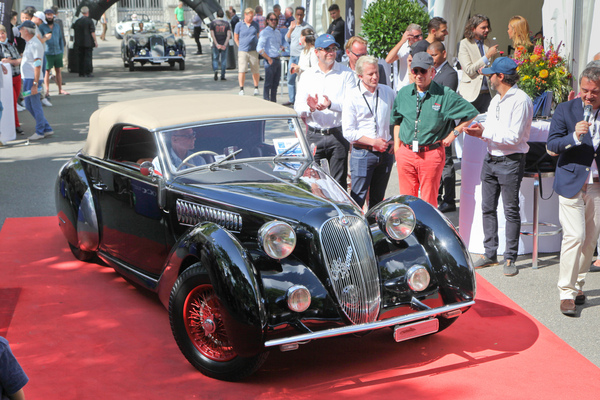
[353,142,391,152]
[488,153,524,162]
[402,141,442,153]
[480,90,490,94]
[308,126,341,135]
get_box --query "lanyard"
[414,91,426,140]
[361,88,379,132]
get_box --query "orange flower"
[530,54,540,62]
[539,69,549,78]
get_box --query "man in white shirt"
[385,24,422,92]
[295,33,355,189]
[342,56,395,208]
[464,57,532,276]
[547,65,600,316]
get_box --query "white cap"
[33,11,47,24]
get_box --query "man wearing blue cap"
[295,33,355,189]
[464,57,533,276]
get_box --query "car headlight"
[138,37,148,46]
[169,50,175,56]
[166,37,175,46]
[407,265,430,292]
[377,203,416,241]
[259,221,296,259]
[287,285,311,312]
[139,49,147,56]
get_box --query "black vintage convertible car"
[55,94,476,381]
[121,22,186,71]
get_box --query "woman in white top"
[290,28,318,81]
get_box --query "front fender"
[367,195,476,305]
[158,222,266,357]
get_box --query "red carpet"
[1,216,600,399]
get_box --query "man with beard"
[458,14,499,112]
[295,34,355,189]
[463,57,532,276]
[43,9,68,97]
[410,17,449,55]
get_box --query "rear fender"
[55,159,99,252]
[158,222,266,357]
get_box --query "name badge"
[412,140,419,152]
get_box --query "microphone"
[584,105,593,123]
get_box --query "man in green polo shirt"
[391,52,478,206]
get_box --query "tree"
[361,0,430,59]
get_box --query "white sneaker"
[16,104,26,112]
[28,133,45,141]
[41,97,53,107]
[253,88,259,96]
[238,90,244,96]
[44,130,54,137]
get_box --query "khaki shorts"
[238,50,260,74]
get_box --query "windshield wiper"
[273,142,300,162]
[209,148,243,171]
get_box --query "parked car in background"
[121,22,186,71]
[115,13,155,39]
[55,94,476,381]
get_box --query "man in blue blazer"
[547,65,600,316]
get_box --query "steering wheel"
[177,151,218,171]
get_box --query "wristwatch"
[452,129,460,137]
[32,81,38,85]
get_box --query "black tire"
[179,60,185,71]
[129,59,135,72]
[168,61,175,68]
[68,242,95,262]
[169,264,268,381]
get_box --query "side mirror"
[139,161,155,177]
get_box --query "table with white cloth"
[459,119,562,255]
[0,62,16,144]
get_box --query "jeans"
[350,148,394,208]
[212,46,228,77]
[480,153,525,261]
[263,57,281,102]
[23,78,52,135]
[287,55,299,103]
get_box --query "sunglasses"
[409,34,423,39]
[318,47,338,53]
[412,68,429,75]
[350,51,368,58]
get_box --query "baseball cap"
[18,20,36,29]
[481,57,518,75]
[315,34,338,50]
[410,40,429,56]
[44,9,55,14]
[33,11,47,23]
[411,52,434,70]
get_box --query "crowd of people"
[0,5,98,145]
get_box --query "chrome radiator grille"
[320,216,380,324]
[176,199,242,231]
[150,36,165,58]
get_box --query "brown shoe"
[575,290,586,305]
[560,299,576,316]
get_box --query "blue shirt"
[257,26,282,58]
[44,23,64,55]
[234,21,259,52]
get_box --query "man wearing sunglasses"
[257,12,283,102]
[152,129,205,174]
[385,23,422,92]
[391,52,477,209]
[295,33,355,190]
[463,57,532,277]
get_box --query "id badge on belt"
[412,140,419,152]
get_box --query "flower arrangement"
[512,41,572,103]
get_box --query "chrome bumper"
[264,300,474,348]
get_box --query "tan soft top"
[83,94,297,158]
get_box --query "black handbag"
[524,142,558,200]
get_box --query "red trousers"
[12,75,21,128]
[395,144,445,207]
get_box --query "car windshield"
[156,118,309,174]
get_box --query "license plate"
[150,58,166,63]
[393,319,439,342]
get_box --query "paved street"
[1,35,599,369]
